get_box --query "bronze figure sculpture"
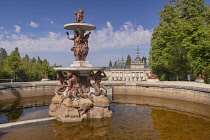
[146,72,158,79]
[67,30,91,61]
[90,70,107,96]
[49,8,113,122]
[74,8,84,23]
[65,8,93,61]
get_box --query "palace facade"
[105,48,151,81]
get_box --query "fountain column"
[49,8,113,122]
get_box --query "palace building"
[105,47,151,81]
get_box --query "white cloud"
[0,32,69,53]
[14,25,21,33]
[50,20,54,24]
[7,34,28,40]
[0,27,4,29]
[0,35,3,40]
[49,32,60,38]
[29,21,39,28]
[89,21,152,51]
[0,21,152,55]
[45,18,54,24]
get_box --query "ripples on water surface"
[0,93,210,139]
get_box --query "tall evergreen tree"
[30,57,36,63]
[6,48,22,81]
[14,47,20,57]
[6,49,21,72]
[0,48,8,70]
[114,61,117,66]
[125,55,131,65]
[0,48,8,60]
[109,60,112,67]
[142,56,147,65]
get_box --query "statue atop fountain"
[49,9,113,122]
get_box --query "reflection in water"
[0,103,210,139]
[4,109,23,122]
[51,118,111,140]
[0,92,210,139]
[152,108,210,140]
[108,104,160,139]
[0,95,53,123]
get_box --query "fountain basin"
[64,23,96,31]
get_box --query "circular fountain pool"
[0,87,210,140]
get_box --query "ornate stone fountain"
[49,8,113,122]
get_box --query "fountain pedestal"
[70,61,92,67]
[49,9,113,122]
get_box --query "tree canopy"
[109,60,112,67]
[125,55,131,65]
[0,47,57,82]
[149,0,210,81]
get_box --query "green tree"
[0,48,8,60]
[14,47,20,57]
[149,0,210,81]
[114,61,117,66]
[17,54,30,82]
[0,47,56,82]
[125,55,131,65]
[142,56,147,65]
[202,66,210,84]
[6,48,22,81]
[109,60,112,67]
[0,48,8,78]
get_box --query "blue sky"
[0,0,210,67]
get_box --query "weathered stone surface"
[56,108,82,122]
[89,106,112,118]
[103,107,113,117]
[93,102,109,107]
[79,98,93,105]
[93,96,110,103]
[69,108,79,118]
[49,111,55,117]
[72,100,79,106]
[70,61,92,67]
[80,114,88,119]
[56,107,68,118]
[49,103,58,112]
[89,107,104,118]
[66,106,75,111]
[52,94,61,103]
[62,98,72,106]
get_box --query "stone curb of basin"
[101,81,210,93]
[0,81,60,90]
[0,81,210,93]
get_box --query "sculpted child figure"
[55,71,67,95]
[82,32,91,59]
[67,31,91,61]
[66,31,81,61]
[74,8,84,23]
[90,70,107,96]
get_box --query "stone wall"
[0,86,56,100]
[113,86,210,105]
[113,94,210,119]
